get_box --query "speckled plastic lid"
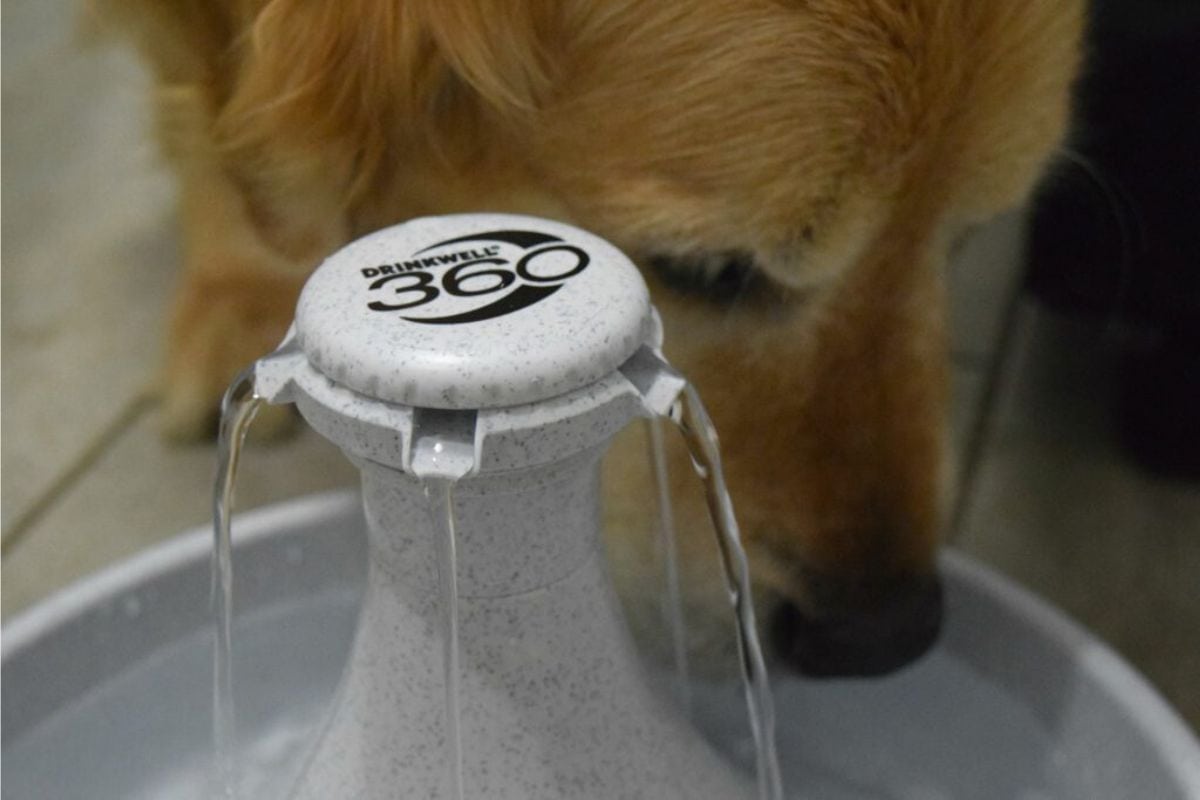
[294,214,653,410]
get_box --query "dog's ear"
[412,0,558,114]
[212,0,557,200]
[227,0,557,121]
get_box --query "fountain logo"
[359,229,590,325]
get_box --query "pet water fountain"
[4,214,1200,800]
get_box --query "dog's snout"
[771,572,943,678]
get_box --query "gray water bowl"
[3,490,1198,799]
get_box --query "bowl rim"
[3,488,1197,793]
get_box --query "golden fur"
[95,0,1083,659]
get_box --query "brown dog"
[96,0,1082,675]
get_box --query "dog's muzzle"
[770,571,943,678]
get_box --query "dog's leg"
[154,88,347,439]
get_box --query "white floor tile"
[2,4,177,533]
[2,408,358,618]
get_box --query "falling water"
[422,476,466,800]
[668,382,785,800]
[645,417,692,712]
[211,366,264,799]
[410,419,475,800]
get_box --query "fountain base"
[4,490,1198,799]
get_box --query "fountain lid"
[294,214,653,410]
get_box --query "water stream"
[211,366,264,799]
[410,418,476,800]
[668,382,786,800]
[646,417,692,712]
[421,476,466,800]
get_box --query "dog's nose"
[770,572,943,678]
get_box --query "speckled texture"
[291,456,752,799]
[293,214,653,410]
[276,215,752,798]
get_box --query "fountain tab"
[255,214,682,475]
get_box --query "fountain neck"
[291,429,753,800]
[356,445,606,600]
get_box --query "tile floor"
[3,1,1197,733]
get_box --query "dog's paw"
[161,271,303,442]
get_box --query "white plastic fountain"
[3,214,1199,800]
[248,213,769,798]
